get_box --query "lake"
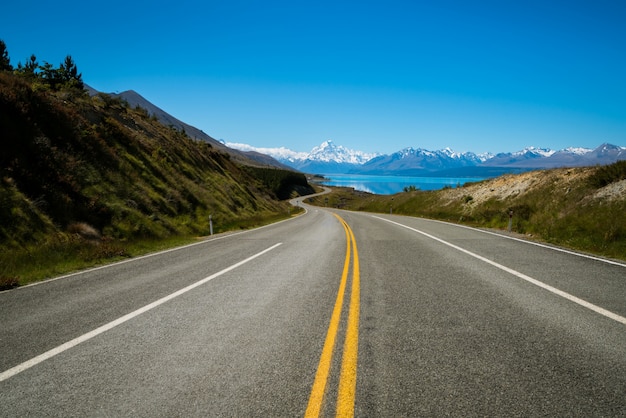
[318,174,486,195]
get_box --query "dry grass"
[307,165,626,261]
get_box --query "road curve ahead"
[1,203,625,416]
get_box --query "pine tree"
[24,54,38,75]
[39,61,59,88]
[59,55,83,89]
[16,54,38,77]
[0,40,12,71]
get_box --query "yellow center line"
[336,219,360,417]
[305,214,360,418]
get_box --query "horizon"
[3,1,625,155]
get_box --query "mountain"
[229,140,626,176]
[482,144,626,169]
[356,147,490,175]
[227,140,378,174]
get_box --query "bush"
[588,160,626,188]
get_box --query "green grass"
[0,235,189,288]
[1,71,315,289]
[0,208,303,288]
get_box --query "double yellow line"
[305,214,360,418]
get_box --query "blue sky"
[3,0,625,154]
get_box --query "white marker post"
[508,210,513,232]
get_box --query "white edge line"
[420,216,626,268]
[373,216,626,326]
[0,243,282,383]
[19,214,300,290]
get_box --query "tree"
[36,55,84,90]
[38,61,60,89]
[58,55,83,89]
[0,40,12,71]
[16,54,38,77]
[25,55,38,74]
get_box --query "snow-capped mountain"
[513,146,556,158]
[226,140,626,175]
[357,147,492,175]
[306,140,377,164]
[226,140,379,173]
[481,144,625,169]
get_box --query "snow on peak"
[396,147,481,162]
[226,140,378,164]
[226,140,623,170]
[513,146,556,157]
[562,147,592,155]
[308,140,378,163]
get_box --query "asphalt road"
[1,201,625,416]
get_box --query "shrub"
[588,160,626,188]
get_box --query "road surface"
[1,201,625,416]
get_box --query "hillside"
[306,163,626,261]
[107,89,294,170]
[0,71,313,285]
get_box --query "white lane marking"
[373,216,626,326]
[0,243,282,383]
[421,216,626,268]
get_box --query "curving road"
[1,199,625,416]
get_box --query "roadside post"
[209,214,213,236]
[508,210,513,232]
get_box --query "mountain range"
[227,140,626,177]
[99,88,626,177]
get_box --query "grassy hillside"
[307,163,626,261]
[0,72,312,286]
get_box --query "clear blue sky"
[3,0,625,154]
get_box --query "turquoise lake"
[319,174,486,195]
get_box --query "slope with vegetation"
[307,163,626,261]
[0,41,313,287]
